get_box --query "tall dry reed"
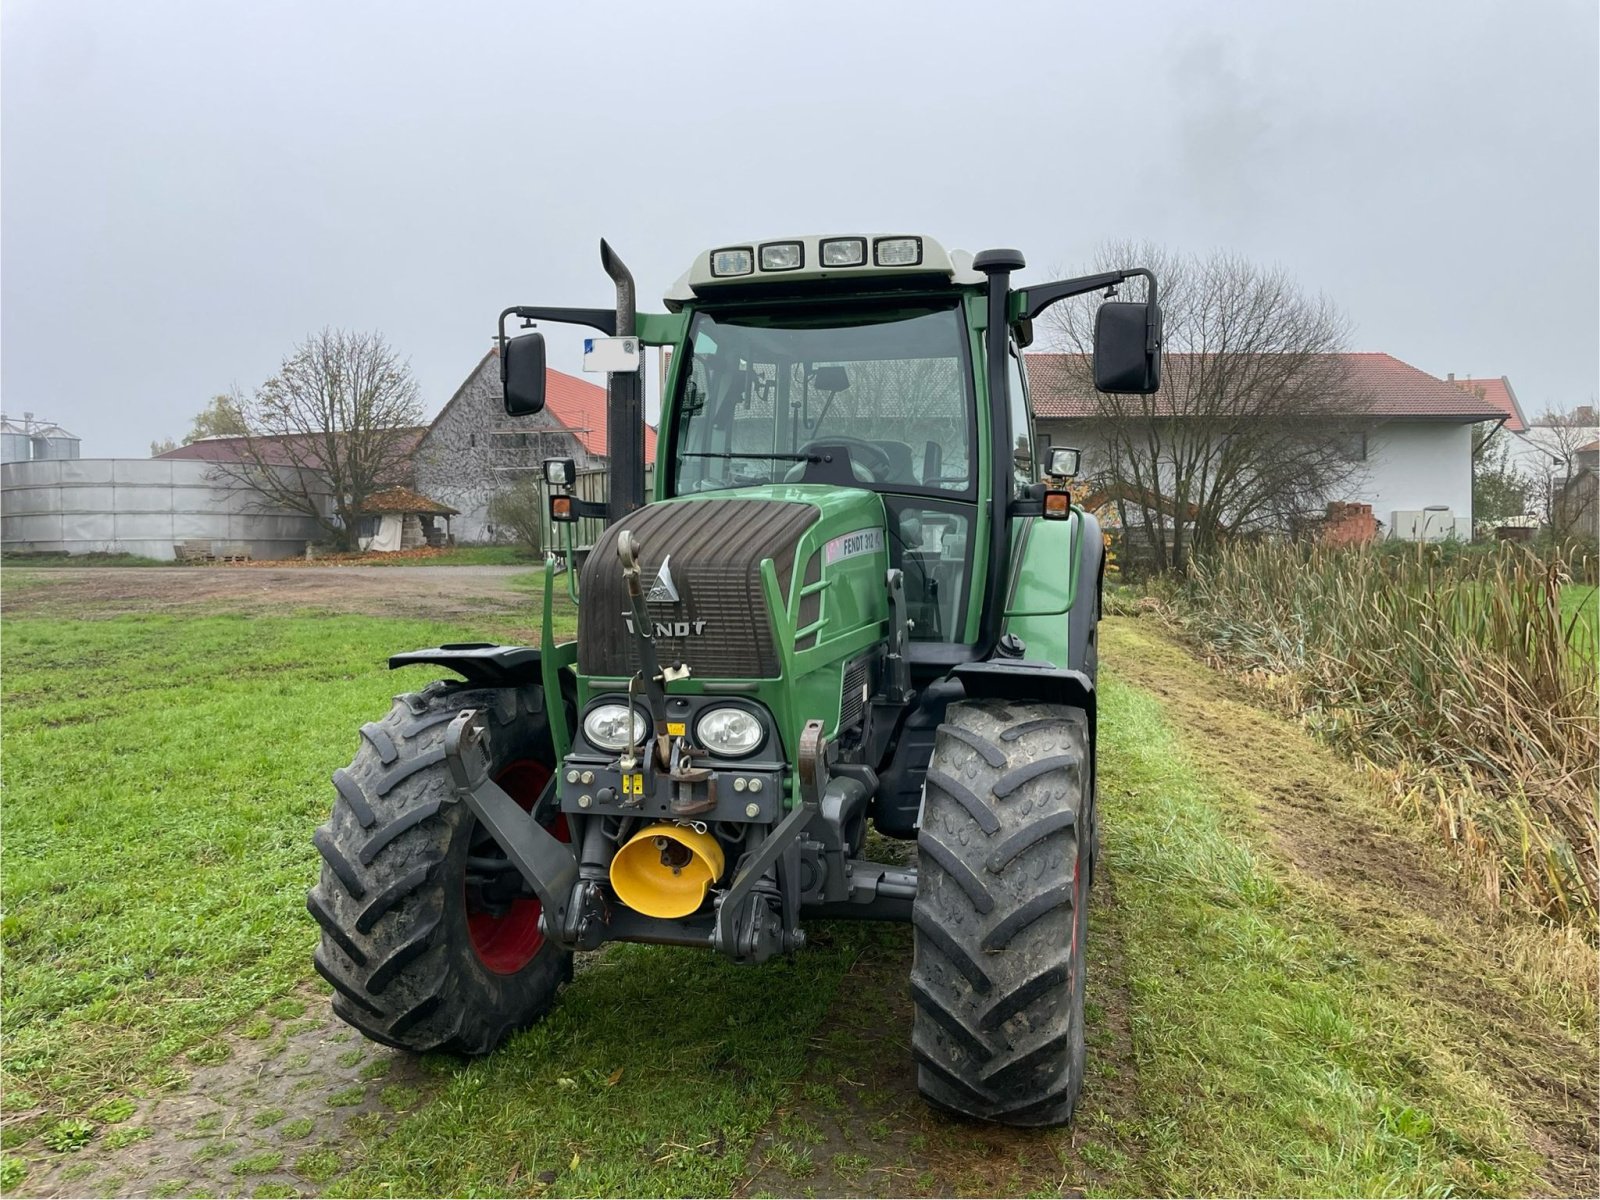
[1185,540,1598,930]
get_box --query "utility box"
[1390,509,1466,542]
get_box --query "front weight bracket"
[444,708,583,937]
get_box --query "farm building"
[410,349,658,543]
[355,486,458,552]
[1027,352,1507,539]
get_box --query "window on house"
[357,515,381,539]
[1333,430,1368,462]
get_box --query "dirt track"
[0,565,538,622]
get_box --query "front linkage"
[440,531,906,966]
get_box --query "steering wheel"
[793,437,893,483]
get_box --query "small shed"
[356,487,458,553]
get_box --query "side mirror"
[502,332,547,415]
[1046,446,1081,479]
[1092,301,1162,394]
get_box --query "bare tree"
[213,329,424,550]
[1044,244,1369,571]
[1524,407,1599,539]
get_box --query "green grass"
[322,936,866,1198]
[1091,673,1539,1196]
[1560,583,1598,658]
[2,601,1580,1195]
[0,612,514,1109]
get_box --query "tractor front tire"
[911,700,1090,1126]
[307,682,572,1054]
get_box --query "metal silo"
[35,425,81,460]
[0,417,30,464]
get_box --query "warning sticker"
[823,527,885,564]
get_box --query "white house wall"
[1362,421,1473,531]
[1035,418,1476,533]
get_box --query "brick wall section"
[411,353,601,543]
[1320,501,1378,546]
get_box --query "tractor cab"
[667,290,979,644]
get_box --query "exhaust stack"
[601,239,647,523]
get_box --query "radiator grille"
[839,653,873,733]
[577,499,819,679]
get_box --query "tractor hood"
[576,486,888,681]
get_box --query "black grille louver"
[577,499,819,678]
[839,653,873,733]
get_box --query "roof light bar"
[710,247,754,277]
[819,237,866,267]
[758,241,803,271]
[874,236,922,267]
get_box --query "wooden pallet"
[174,541,251,565]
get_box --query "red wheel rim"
[466,759,566,975]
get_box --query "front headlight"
[583,703,647,751]
[694,707,765,757]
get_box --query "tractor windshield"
[670,304,973,498]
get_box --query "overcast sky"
[3,0,1595,455]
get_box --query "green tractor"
[308,235,1161,1126]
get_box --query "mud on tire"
[911,700,1090,1126]
[307,681,572,1054]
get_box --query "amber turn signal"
[550,495,575,523]
[1043,490,1072,519]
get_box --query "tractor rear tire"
[307,681,572,1054]
[911,699,1090,1126]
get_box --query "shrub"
[1184,539,1598,929]
[488,480,545,556]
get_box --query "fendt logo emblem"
[646,555,680,603]
[626,554,706,636]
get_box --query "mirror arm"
[1017,268,1160,351]
[496,306,617,356]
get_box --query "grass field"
[1562,583,1598,658]
[2,580,1593,1197]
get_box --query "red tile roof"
[154,428,427,471]
[538,364,659,465]
[1025,352,1509,423]
[456,350,656,465]
[1448,375,1525,432]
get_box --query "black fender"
[951,659,1094,717]
[1066,510,1104,678]
[388,642,542,689]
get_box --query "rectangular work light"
[710,247,754,277]
[820,237,866,267]
[543,457,576,487]
[758,241,803,271]
[874,236,922,267]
